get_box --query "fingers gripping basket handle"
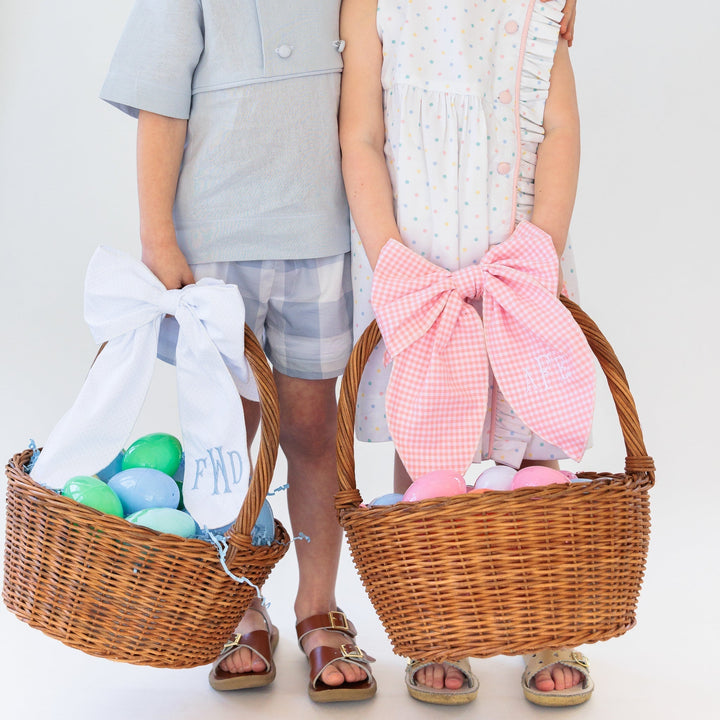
[336,297,654,509]
[225,325,280,561]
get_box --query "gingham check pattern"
[371,222,595,479]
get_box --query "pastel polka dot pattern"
[351,0,578,459]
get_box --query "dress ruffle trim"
[515,0,564,223]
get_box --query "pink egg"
[474,464,516,491]
[558,470,578,481]
[402,470,467,502]
[511,465,571,489]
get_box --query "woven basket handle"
[336,296,654,509]
[224,325,280,559]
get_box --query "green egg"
[62,475,124,518]
[125,508,197,538]
[122,433,183,477]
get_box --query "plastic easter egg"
[368,492,404,507]
[511,465,570,490]
[251,500,276,546]
[172,453,186,509]
[402,470,467,503]
[62,475,124,517]
[96,450,125,481]
[126,507,197,538]
[474,464,516,491]
[122,433,183,477]
[108,467,180,516]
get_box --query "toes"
[444,665,465,690]
[220,647,265,675]
[321,660,367,687]
[533,668,555,692]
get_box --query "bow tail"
[175,313,251,530]
[386,331,488,480]
[484,294,595,460]
[31,323,160,489]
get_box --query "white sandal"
[405,658,479,705]
[522,648,594,707]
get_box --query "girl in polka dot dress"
[340,0,593,707]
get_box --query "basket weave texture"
[3,326,289,668]
[336,297,655,661]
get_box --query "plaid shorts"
[192,254,353,380]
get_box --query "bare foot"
[300,627,369,686]
[219,598,272,675]
[533,663,583,692]
[413,662,466,690]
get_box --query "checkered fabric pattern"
[371,222,595,480]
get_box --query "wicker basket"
[335,297,655,661]
[3,326,289,668]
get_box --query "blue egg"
[96,450,125,482]
[368,492,404,507]
[108,467,180,516]
[251,500,275,546]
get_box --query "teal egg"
[96,450,125,481]
[62,475,124,517]
[108,467,180,515]
[122,433,183,477]
[125,508,197,538]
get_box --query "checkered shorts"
[192,254,353,380]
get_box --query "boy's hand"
[542,0,577,46]
[141,239,195,290]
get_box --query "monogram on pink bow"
[371,221,595,480]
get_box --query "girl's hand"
[542,0,577,46]
[141,237,195,290]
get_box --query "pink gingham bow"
[371,221,595,479]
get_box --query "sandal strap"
[523,648,591,685]
[296,610,357,645]
[308,644,375,689]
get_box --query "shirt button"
[498,89,512,104]
[497,162,512,175]
[275,45,293,58]
[505,20,519,34]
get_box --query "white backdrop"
[1,2,718,718]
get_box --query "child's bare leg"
[219,378,366,685]
[395,452,466,690]
[518,457,582,692]
[278,373,367,686]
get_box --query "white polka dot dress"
[351,0,580,464]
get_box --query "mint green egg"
[122,433,183,477]
[125,508,197,538]
[62,475,124,518]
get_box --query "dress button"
[275,45,293,58]
[505,20,519,34]
[498,89,512,104]
[497,162,512,175]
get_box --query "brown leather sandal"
[295,610,377,703]
[208,600,279,691]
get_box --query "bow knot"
[452,263,484,301]
[371,222,595,479]
[157,287,183,317]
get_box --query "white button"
[275,45,293,58]
[333,39,346,52]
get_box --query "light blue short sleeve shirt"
[100,0,349,263]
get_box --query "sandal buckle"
[341,643,364,660]
[329,611,350,632]
[222,634,242,652]
[571,651,589,669]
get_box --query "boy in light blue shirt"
[101,0,375,702]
